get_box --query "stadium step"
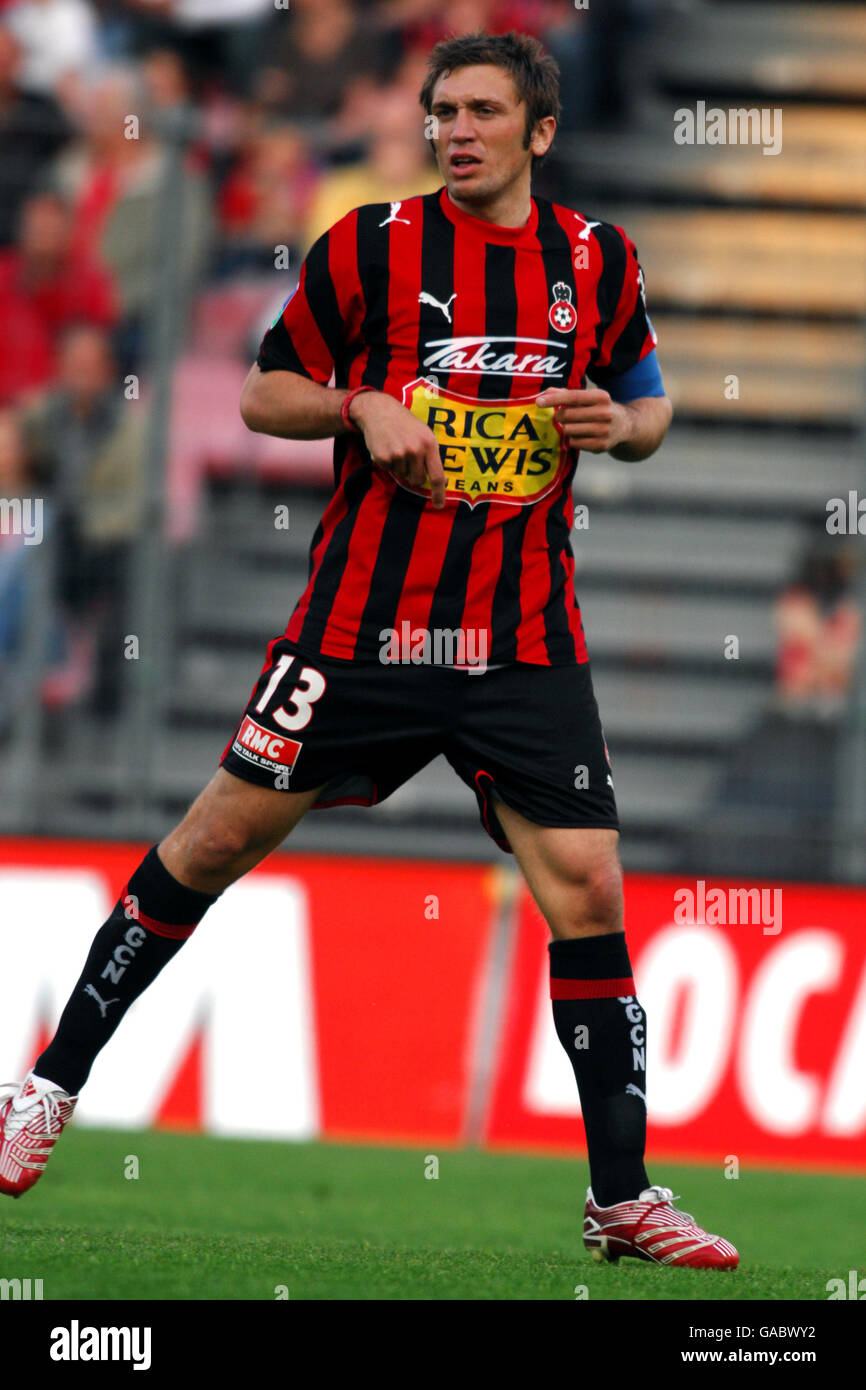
[181,549,306,641]
[649,315,864,425]
[591,669,767,748]
[563,107,866,209]
[572,512,802,589]
[577,587,776,668]
[178,566,779,675]
[577,429,862,514]
[204,486,327,562]
[652,3,866,101]
[602,208,866,317]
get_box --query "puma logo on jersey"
[626,1083,646,1106]
[575,217,601,240]
[84,983,121,1018]
[419,291,457,323]
[380,201,411,227]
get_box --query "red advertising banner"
[306,855,496,1143]
[1,841,864,1169]
[0,839,494,1145]
[486,875,866,1171]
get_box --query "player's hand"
[348,390,447,509]
[535,387,634,455]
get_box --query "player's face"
[429,65,553,212]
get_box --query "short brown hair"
[419,30,560,167]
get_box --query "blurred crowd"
[0,0,651,717]
[775,541,861,721]
[0,0,623,400]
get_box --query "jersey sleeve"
[256,223,354,382]
[587,226,659,391]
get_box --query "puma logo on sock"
[83,984,121,1019]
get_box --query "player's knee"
[183,816,257,879]
[572,853,623,931]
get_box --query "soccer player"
[2,31,738,1270]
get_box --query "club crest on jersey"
[549,282,577,334]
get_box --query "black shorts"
[219,637,619,853]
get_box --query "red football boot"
[584,1184,739,1269]
[0,1072,78,1198]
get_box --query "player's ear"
[531,116,556,159]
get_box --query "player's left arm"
[542,223,672,461]
[535,379,672,462]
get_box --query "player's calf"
[3,770,323,1197]
[29,842,221,1104]
[549,931,650,1206]
[2,770,324,1197]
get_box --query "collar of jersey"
[438,186,539,245]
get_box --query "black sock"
[35,845,220,1095]
[549,931,649,1207]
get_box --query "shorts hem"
[477,776,619,855]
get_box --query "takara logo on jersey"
[401,377,567,508]
[421,335,568,379]
[233,716,302,772]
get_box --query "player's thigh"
[160,767,325,893]
[493,797,623,940]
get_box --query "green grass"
[1,1128,863,1300]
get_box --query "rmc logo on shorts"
[232,716,302,772]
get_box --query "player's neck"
[446,184,533,230]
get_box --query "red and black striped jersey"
[256,186,657,665]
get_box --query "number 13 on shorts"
[255,654,327,731]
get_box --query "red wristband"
[340,385,374,433]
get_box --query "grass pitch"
[1,1127,862,1300]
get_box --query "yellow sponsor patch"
[400,377,567,508]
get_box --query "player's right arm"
[240,362,349,440]
[240,366,446,510]
[240,211,446,508]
